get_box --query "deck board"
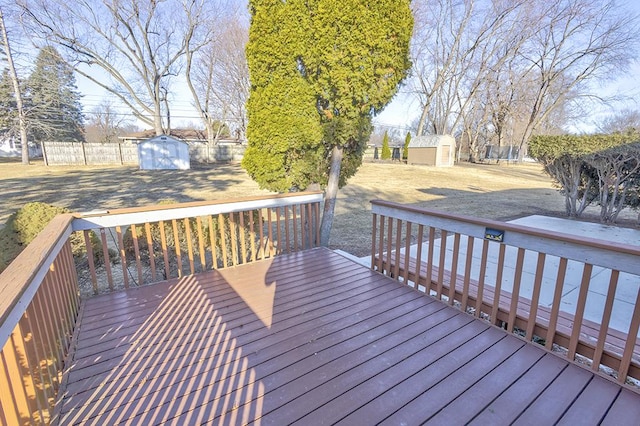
[56,247,640,425]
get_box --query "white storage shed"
[137,135,190,170]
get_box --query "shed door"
[441,145,450,164]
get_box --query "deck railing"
[0,192,323,424]
[371,199,640,387]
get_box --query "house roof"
[409,134,455,148]
[123,129,208,141]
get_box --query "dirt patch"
[1,159,637,257]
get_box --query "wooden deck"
[56,247,640,425]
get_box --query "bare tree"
[514,0,639,157]
[596,108,640,134]
[85,100,132,143]
[411,0,526,137]
[19,0,213,136]
[411,0,639,161]
[0,6,29,164]
[186,8,249,144]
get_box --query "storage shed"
[407,135,455,167]
[137,135,190,170]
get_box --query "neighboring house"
[407,135,456,167]
[0,134,42,158]
[119,129,243,146]
[138,135,190,170]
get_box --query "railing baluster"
[284,206,291,254]
[525,253,546,341]
[218,214,228,268]
[448,233,461,305]
[17,318,47,423]
[314,202,321,246]
[568,263,593,360]
[196,217,206,272]
[507,248,526,333]
[171,219,183,277]
[300,205,306,251]
[208,215,218,269]
[491,243,507,326]
[249,210,257,262]
[275,207,282,255]
[426,227,435,294]
[402,221,412,284]
[184,218,195,274]
[413,225,424,291]
[371,212,378,270]
[393,219,402,281]
[99,228,114,291]
[116,226,129,288]
[145,222,157,281]
[593,269,620,371]
[27,307,56,421]
[266,208,274,258]
[239,210,248,263]
[461,236,474,312]
[4,335,33,424]
[130,224,144,284]
[474,240,489,318]
[436,230,447,298]
[385,217,393,276]
[229,212,239,265]
[83,230,99,294]
[619,286,640,382]
[376,214,384,273]
[1,342,22,425]
[158,221,170,279]
[546,257,568,350]
[291,205,298,253]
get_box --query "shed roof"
[408,134,455,148]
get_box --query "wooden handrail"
[0,214,79,424]
[0,213,75,347]
[370,199,640,388]
[72,192,324,294]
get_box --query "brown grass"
[1,159,636,257]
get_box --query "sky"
[70,0,640,136]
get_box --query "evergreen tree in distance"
[381,131,391,160]
[243,0,413,246]
[403,132,411,160]
[28,46,84,142]
[0,69,16,132]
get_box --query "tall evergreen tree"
[243,0,412,245]
[28,46,84,142]
[0,68,16,131]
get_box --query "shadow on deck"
[56,248,640,425]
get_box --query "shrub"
[529,133,640,221]
[0,202,109,273]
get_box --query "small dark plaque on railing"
[484,227,504,242]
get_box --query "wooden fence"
[42,141,246,166]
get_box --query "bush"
[529,133,640,221]
[0,202,110,273]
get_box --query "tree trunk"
[320,145,343,247]
[0,8,29,165]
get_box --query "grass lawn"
[1,158,636,257]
